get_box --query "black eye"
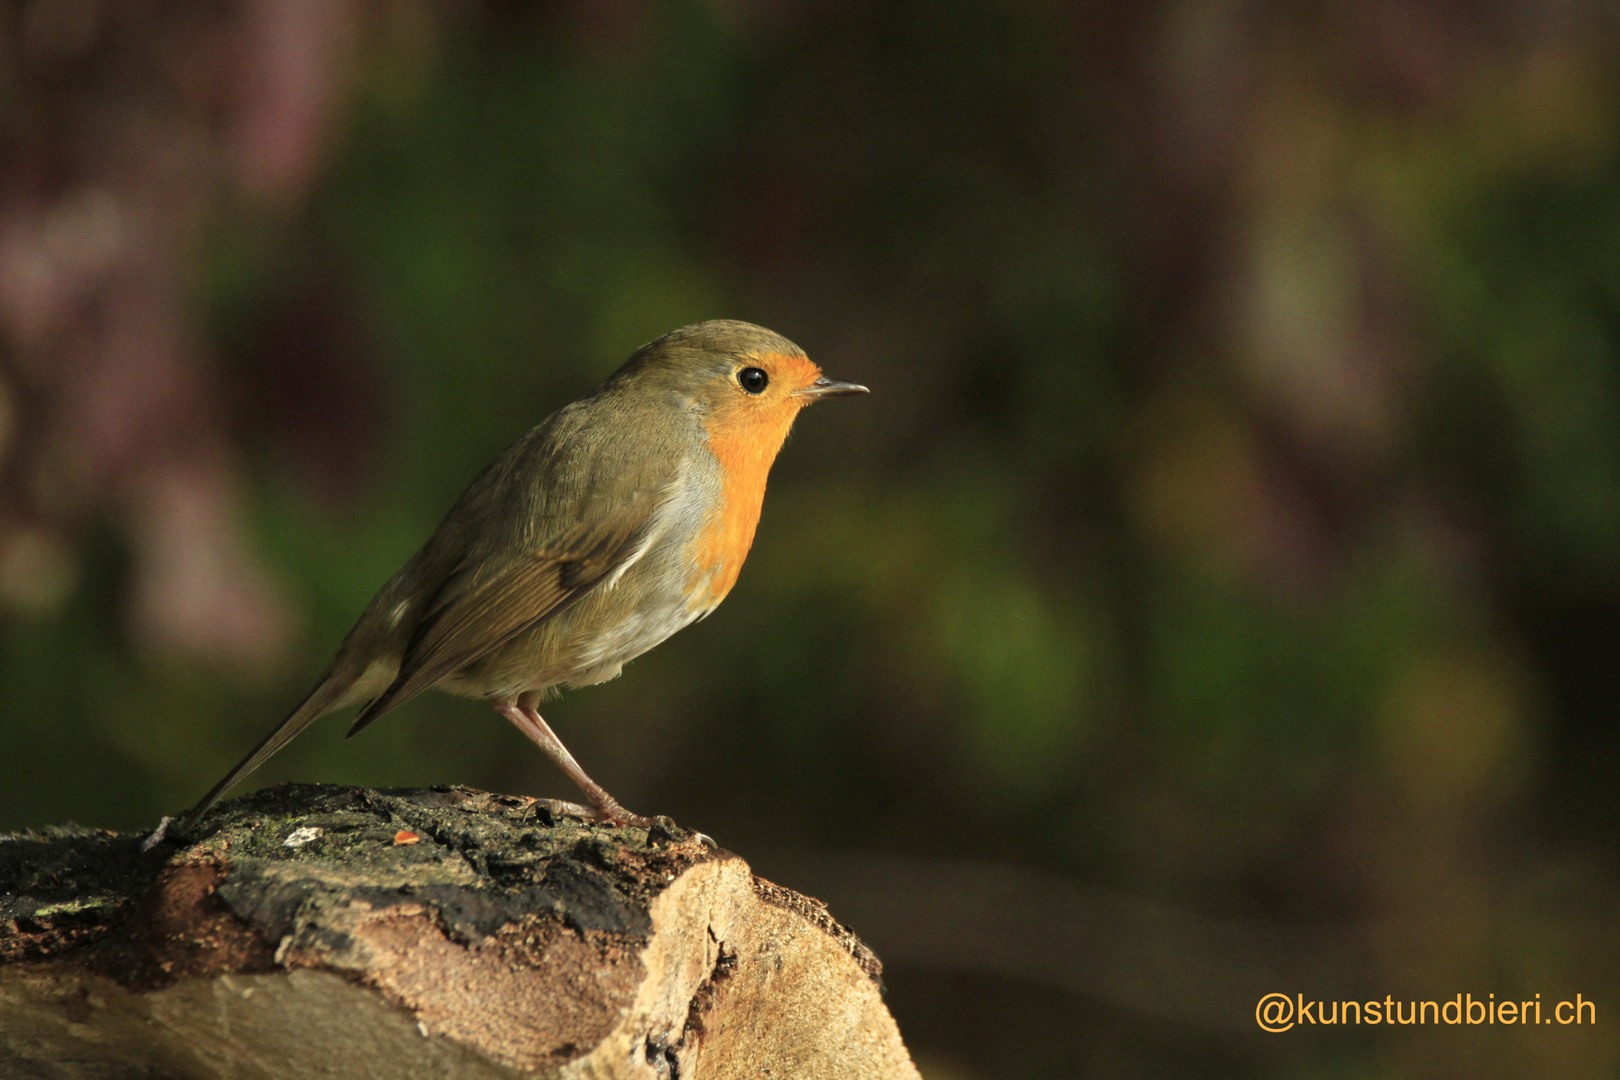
[738,367,769,394]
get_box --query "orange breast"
[688,397,800,610]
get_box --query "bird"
[170,320,866,836]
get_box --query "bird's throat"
[690,406,799,608]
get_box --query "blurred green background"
[3,1,1620,1076]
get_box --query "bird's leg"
[495,693,652,827]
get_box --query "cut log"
[0,784,919,1080]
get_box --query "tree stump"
[0,784,919,1079]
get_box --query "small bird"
[173,320,866,835]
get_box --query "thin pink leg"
[494,692,652,827]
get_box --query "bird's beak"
[797,376,869,400]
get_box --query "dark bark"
[0,784,916,1079]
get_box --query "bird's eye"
[738,367,769,394]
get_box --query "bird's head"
[615,320,867,445]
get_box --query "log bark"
[0,784,919,1080]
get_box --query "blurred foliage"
[5,1,1620,1077]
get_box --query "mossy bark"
[0,784,917,1080]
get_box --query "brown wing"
[346,513,653,736]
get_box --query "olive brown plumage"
[173,321,867,835]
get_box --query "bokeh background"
[4,1,1620,1076]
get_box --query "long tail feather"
[345,674,420,739]
[174,675,351,836]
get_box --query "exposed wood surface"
[0,784,918,1079]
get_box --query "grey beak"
[799,376,869,400]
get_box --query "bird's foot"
[533,797,595,820]
[590,797,655,828]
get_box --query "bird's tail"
[173,671,355,837]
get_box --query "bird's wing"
[346,507,659,736]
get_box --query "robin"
[171,320,866,835]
